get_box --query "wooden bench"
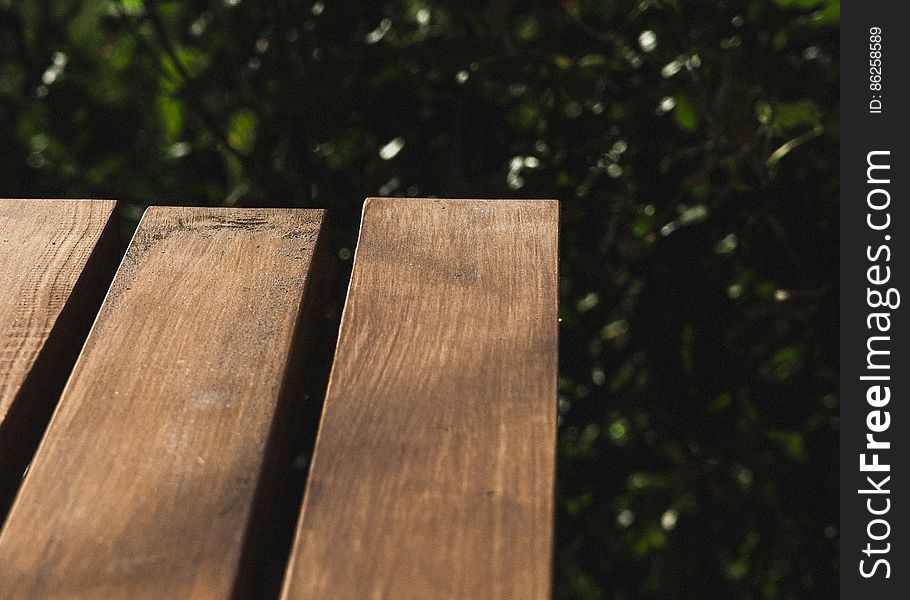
[0,197,558,599]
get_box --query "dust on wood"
[0,206,327,600]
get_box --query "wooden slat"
[0,198,119,514]
[0,207,327,600]
[281,198,559,599]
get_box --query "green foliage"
[0,0,838,597]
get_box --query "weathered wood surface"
[0,198,118,514]
[281,198,559,600]
[0,207,326,600]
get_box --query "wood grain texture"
[0,207,326,600]
[281,198,559,600]
[0,198,119,513]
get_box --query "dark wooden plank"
[0,198,119,518]
[281,198,559,599]
[0,207,327,600]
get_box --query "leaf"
[673,95,698,132]
[160,47,209,92]
[553,55,574,69]
[157,95,184,143]
[514,15,540,42]
[228,109,258,154]
[510,103,539,130]
[768,429,808,462]
[773,99,821,130]
[578,54,607,68]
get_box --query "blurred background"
[0,0,839,598]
